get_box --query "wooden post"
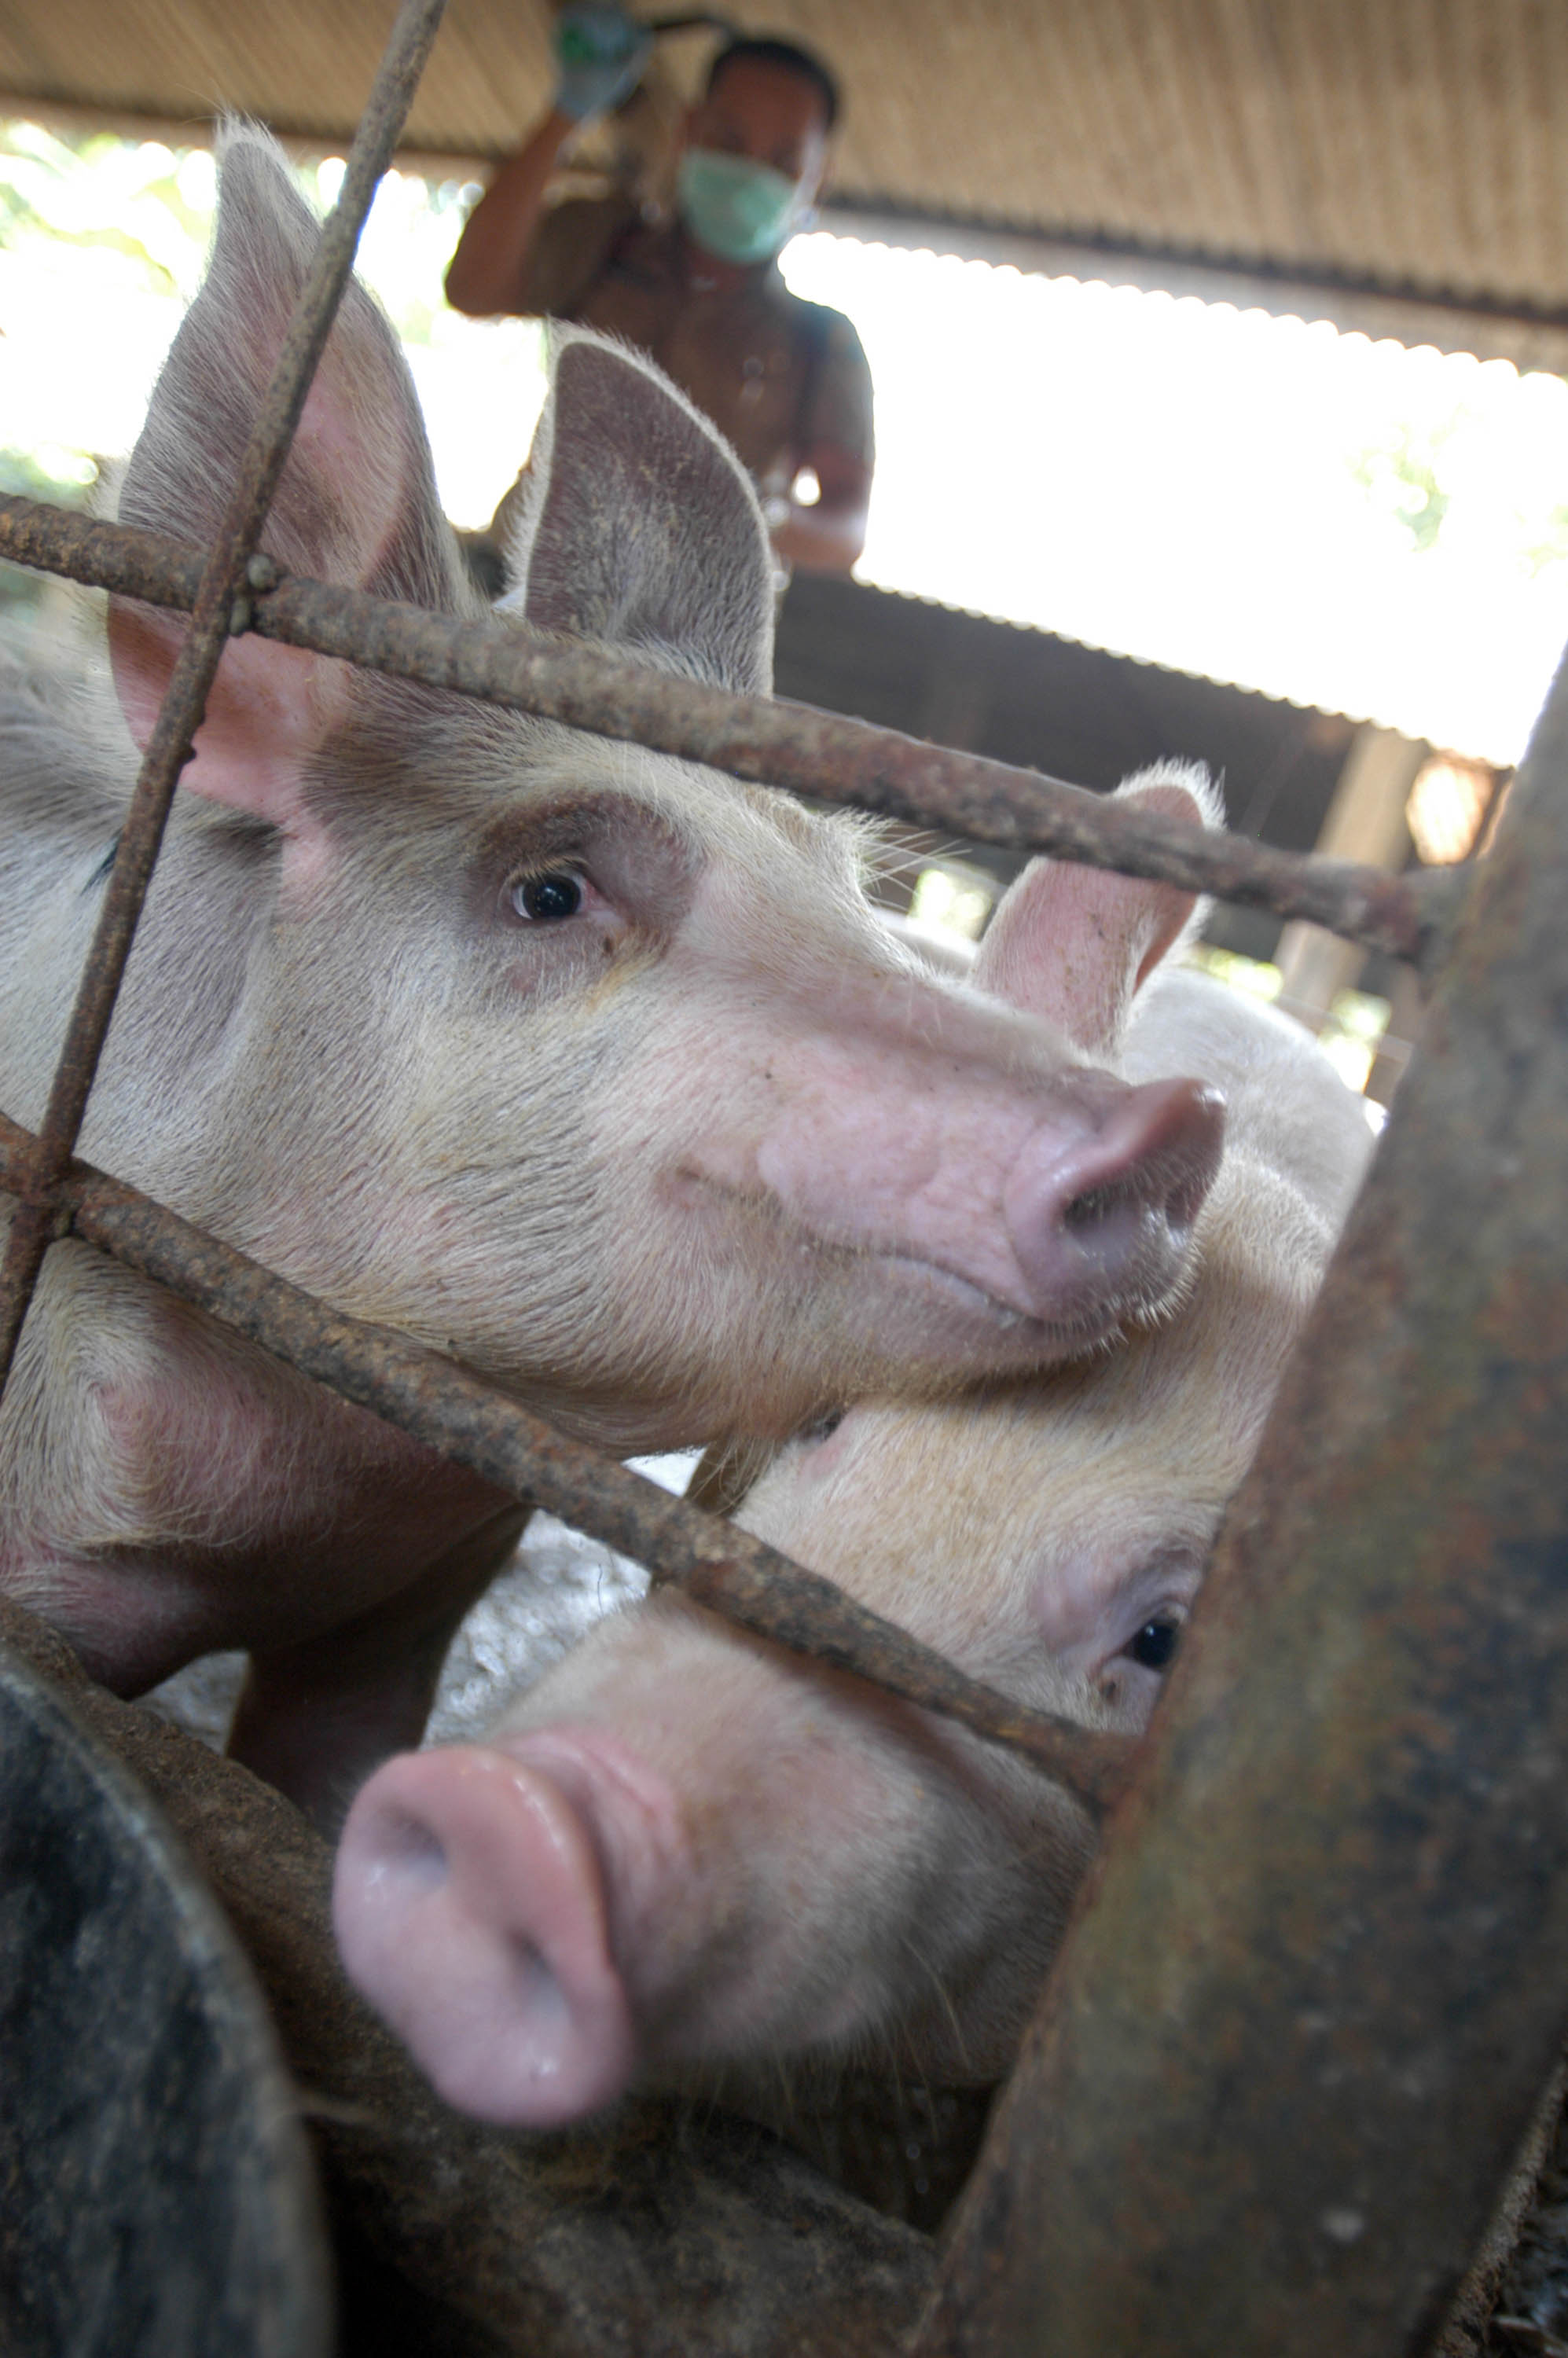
[1274,724,1424,1029]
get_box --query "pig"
[0,132,1225,1818]
[332,784,1375,2128]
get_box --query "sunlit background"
[5,119,1566,1096]
[7,120,1568,769]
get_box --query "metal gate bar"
[919,652,1568,2353]
[0,0,448,1391]
[0,495,1442,964]
[0,1108,1131,1812]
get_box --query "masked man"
[446,13,873,575]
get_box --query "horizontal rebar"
[0,0,450,1403]
[0,496,1451,964]
[0,1110,1137,1813]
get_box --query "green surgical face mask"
[675,148,807,266]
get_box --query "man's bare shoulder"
[764,278,865,359]
[773,288,873,461]
[520,190,644,315]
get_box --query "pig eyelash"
[506,866,600,924]
[899,1930,971,2072]
[864,836,946,888]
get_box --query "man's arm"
[774,310,875,575]
[444,111,576,317]
[772,441,872,575]
[446,5,652,317]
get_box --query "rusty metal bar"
[0,1588,935,2358]
[0,1110,1135,1814]
[0,496,1449,965]
[921,643,1568,2352]
[0,0,448,1401]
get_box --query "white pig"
[0,134,1225,1815]
[332,773,1373,2124]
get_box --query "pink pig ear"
[106,129,469,843]
[500,326,774,697]
[974,764,1223,1058]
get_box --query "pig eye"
[1127,1616,1182,1672]
[510,869,587,922]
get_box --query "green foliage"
[1349,413,1464,555]
[0,445,99,618]
[0,447,97,503]
[0,119,212,295]
[1522,501,1568,578]
[1348,384,1568,578]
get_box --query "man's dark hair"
[705,35,841,132]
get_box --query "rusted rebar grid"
[0,0,450,1401]
[921,636,1568,2353]
[0,1111,1136,1814]
[0,496,1449,966]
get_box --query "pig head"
[0,132,1224,1811]
[333,794,1373,2124]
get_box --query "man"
[446,13,872,575]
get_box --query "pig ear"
[974,763,1223,1058]
[107,127,470,837]
[498,326,774,696]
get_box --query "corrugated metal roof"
[778,569,1368,777]
[4,1,1568,358]
[770,568,1368,968]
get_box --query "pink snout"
[332,1743,636,2127]
[751,1059,1225,1336]
[1004,1076,1227,1324]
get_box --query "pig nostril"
[509,1939,573,2030]
[376,1806,450,1894]
[1065,1146,1213,1246]
[1062,1179,1131,1233]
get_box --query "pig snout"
[1006,1075,1228,1323]
[751,1062,1226,1335]
[332,1739,643,2126]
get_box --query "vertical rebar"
[0,0,450,1395]
[920,641,1568,2353]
